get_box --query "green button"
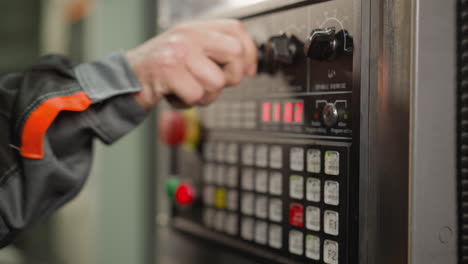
[166,178,180,201]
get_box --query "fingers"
[162,66,204,106]
[185,48,226,91]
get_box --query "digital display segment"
[261,100,304,124]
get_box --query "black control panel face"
[169,1,359,264]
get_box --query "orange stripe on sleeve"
[20,91,92,159]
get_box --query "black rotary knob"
[304,27,337,61]
[257,34,303,74]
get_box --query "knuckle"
[186,89,204,105]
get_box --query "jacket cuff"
[74,51,142,103]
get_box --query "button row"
[241,217,283,249]
[241,169,283,195]
[289,203,340,236]
[290,147,340,175]
[289,230,339,264]
[290,176,340,205]
[202,101,257,130]
[203,186,238,211]
[203,209,238,236]
[241,193,283,223]
[203,164,239,187]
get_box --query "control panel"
[161,1,360,264]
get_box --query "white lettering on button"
[255,170,268,193]
[289,230,304,255]
[306,235,321,260]
[226,166,238,188]
[241,217,254,241]
[255,195,268,219]
[306,177,321,202]
[241,168,254,191]
[241,192,254,216]
[306,206,321,231]
[324,210,339,236]
[242,144,255,166]
[269,172,283,196]
[290,148,304,171]
[307,149,321,173]
[269,198,283,222]
[255,221,268,245]
[324,181,339,206]
[290,175,304,200]
[268,224,282,249]
[325,151,340,175]
[324,240,339,264]
[269,145,283,169]
[256,144,268,167]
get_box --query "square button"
[203,208,215,228]
[225,213,238,235]
[214,188,226,209]
[290,147,304,171]
[215,165,226,186]
[226,190,238,211]
[226,166,239,188]
[241,217,254,241]
[324,210,339,236]
[242,144,255,166]
[306,178,321,202]
[255,145,268,167]
[306,235,321,260]
[255,170,268,193]
[226,143,238,164]
[216,142,226,162]
[255,221,268,245]
[214,210,225,231]
[307,149,321,173]
[269,172,283,196]
[306,206,321,231]
[290,175,304,200]
[268,224,282,249]
[241,192,254,215]
[324,181,339,206]
[324,151,340,175]
[203,163,215,184]
[255,195,268,219]
[269,145,283,169]
[241,168,254,191]
[289,230,304,255]
[269,198,283,222]
[289,203,304,227]
[203,142,214,161]
[203,186,215,206]
[324,240,339,264]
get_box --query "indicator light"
[294,102,304,123]
[273,102,281,122]
[262,102,272,123]
[313,113,320,120]
[343,113,349,120]
[284,102,293,123]
[175,183,195,205]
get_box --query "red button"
[159,110,186,145]
[175,183,195,205]
[289,203,304,227]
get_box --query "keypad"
[200,139,348,264]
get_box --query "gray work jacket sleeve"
[0,52,148,247]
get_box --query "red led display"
[273,102,281,122]
[283,102,293,123]
[294,102,304,123]
[262,102,272,123]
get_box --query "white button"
[324,181,339,206]
[289,175,304,200]
[226,166,239,188]
[241,192,254,215]
[324,210,339,236]
[306,235,321,260]
[269,198,283,222]
[269,224,282,249]
[242,144,255,166]
[216,142,226,162]
[241,168,254,191]
[203,163,215,184]
[255,144,268,167]
[254,221,268,245]
[289,230,304,255]
[226,190,238,211]
[269,172,283,196]
[215,165,226,186]
[325,151,340,175]
[306,206,321,231]
[307,149,321,173]
[203,186,215,206]
[241,217,254,241]
[203,208,215,228]
[255,195,268,219]
[225,213,238,235]
[255,170,268,193]
[306,177,321,202]
[324,240,339,264]
[214,211,225,231]
[203,142,214,161]
[226,143,238,164]
[290,147,304,171]
[269,145,283,169]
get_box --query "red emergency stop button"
[159,110,186,145]
[175,183,195,205]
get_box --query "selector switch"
[322,103,339,127]
[304,27,353,61]
[257,34,303,74]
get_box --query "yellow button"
[182,109,201,151]
[215,188,226,209]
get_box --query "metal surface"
[411,0,457,263]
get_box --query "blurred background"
[0,0,227,263]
